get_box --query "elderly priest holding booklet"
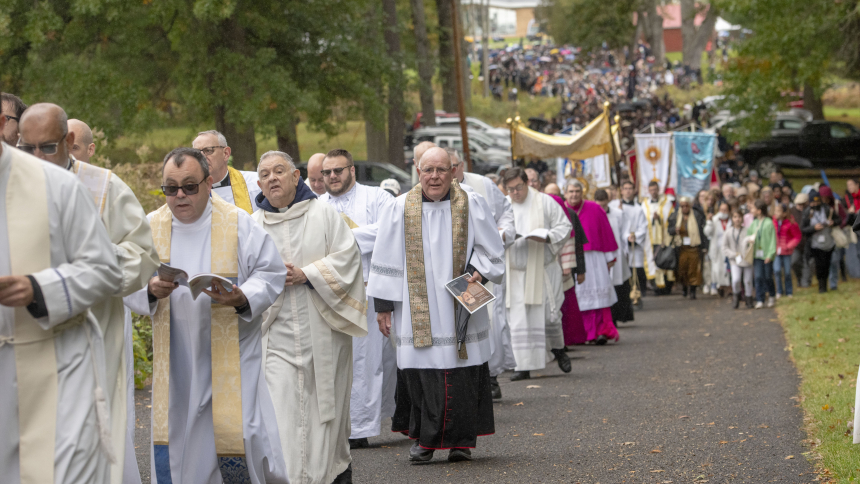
[125,148,289,484]
[368,147,505,464]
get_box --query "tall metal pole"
[450,0,472,172]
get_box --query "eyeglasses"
[199,146,226,156]
[421,167,450,176]
[507,183,527,193]
[17,133,67,156]
[4,115,19,123]
[161,179,206,196]
[321,166,352,177]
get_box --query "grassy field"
[825,107,860,128]
[776,279,860,482]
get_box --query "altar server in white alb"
[595,189,634,323]
[617,180,654,301]
[317,148,397,450]
[0,111,121,484]
[369,147,505,464]
[193,130,262,213]
[502,167,571,382]
[643,181,675,290]
[18,105,160,484]
[125,148,289,484]
[253,151,367,484]
[450,149,516,398]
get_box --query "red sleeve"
[786,222,802,250]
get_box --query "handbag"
[832,226,849,248]
[812,226,836,251]
[742,220,764,265]
[654,237,677,271]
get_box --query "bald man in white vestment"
[193,130,262,213]
[125,148,289,484]
[317,148,397,450]
[252,151,367,484]
[0,126,122,483]
[20,105,160,484]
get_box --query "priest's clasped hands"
[284,263,307,286]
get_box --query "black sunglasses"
[321,165,352,177]
[161,179,206,196]
[17,133,67,156]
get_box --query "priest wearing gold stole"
[368,147,505,464]
[125,148,289,484]
[19,105,160,484]
[193,130,262,213]
[251,151,367,484]
[0,112,122,483]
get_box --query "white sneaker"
[775,293,781,300]
[766,297,775,308]
[754,301,764,309]
[787,294,793,298]
[702,286,710,295]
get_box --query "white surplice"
[125,201,288,484]
[0,144,122,484]
[505,189,571,371]
[319,182,397,439]
[616,199,652,272]
[606,205,630,285]
[70,161,159,484]
[366,190,506,370]
[704,214,732,287]
[462,172,517,377]
[253,197,367,484]
[213,170,262,211]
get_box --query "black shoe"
[332,464,353,484]
[682,286,688,298]
[510,371,530,381]
[732,294,740,309]
[690,286,697,300]
[595,335,608,345]
[409,441,434,464]
[349,438,369,449]
[490,376,502,400]
[552,348,572,373]
[635,299,644,310]
[448,448,472,462]
[745,296,754,309]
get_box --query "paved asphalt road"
[134,293,815,483]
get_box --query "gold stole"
[404,181,469,358]
[150,195,245,456]
[228,166,253,214]
[72,160,112,215]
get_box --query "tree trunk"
[456,0,471,109]
[680,0,718,71]
[275,115,300,162]
[482,0,490,98]
[803,82,825,120]
[640,1,665,68]
[411,0,437,126]
[364,94,387,163]
[629,16,642,64]
[383,0,407,169]
[215,105,257,171]
[436,0,458,113]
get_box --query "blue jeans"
[829,247,844,290]
[753,259,775,302]
[773,254,793,295]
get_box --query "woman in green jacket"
[748,199,777,308]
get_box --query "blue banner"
[673,132,715,198]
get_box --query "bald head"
[525,168,541,190]
[18,103,74,167]
[543,183,561,195]
[306,152,326,195]
[68,119,95,163]
[413,141,436,167]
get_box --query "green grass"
[776,280,860,482]
[825,107,860,128]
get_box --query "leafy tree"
[538,0,637,53]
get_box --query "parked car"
[434,117,511,147]
[411,129,512,169]
[740,121,860,176]
[296,160,413,191]
[707,111,809,138]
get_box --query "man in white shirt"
[192,130,261,213]
[306,152,327,195]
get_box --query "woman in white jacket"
[723,209,754,309]
[704,200,732,296]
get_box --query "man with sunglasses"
[1,92,26,145]
[192,130,261,213]
[0,98,122,484]
[18,103,160,484]
[317,148,397,451]
[126,147,289,484]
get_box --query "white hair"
[197,130,228,148]
[565,179,584,192]
[258,150,296,172]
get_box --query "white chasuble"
[72,159,160,484]
[366,188,506,370]
[0,144,121,484]
[505,189,571,371]
[124,197,288,484]
[319,183,398,439]
[253,198,367,484]
[617,199,655,277]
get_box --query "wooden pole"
[450,0,472,172]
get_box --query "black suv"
[740,121,860,176]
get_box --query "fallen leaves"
[785,455,795,460]
[650,449,662,453]
[679,415,690,419]
[533,433,544,436]
[513,402,524,406]
[526,385,541,389]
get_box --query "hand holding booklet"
[515,228,549,242]
[157,264,234,300]
[445,274,496,315]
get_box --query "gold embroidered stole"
[72,160,112,215]
[228,166,253,214]
[404,181,469,356]
[150,196,245,456]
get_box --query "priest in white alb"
[252,151,367,484]
[617,180,654,303]
[368,147,505,464]
[317,148,396,450]
[501,167,572,382]
[0,111,122,484]
[125,148,289,484]
[19,105,160,484]
[193,130,262,213]
[643,180,675,292]
[450,148,516,399]
[595,189,634,323]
